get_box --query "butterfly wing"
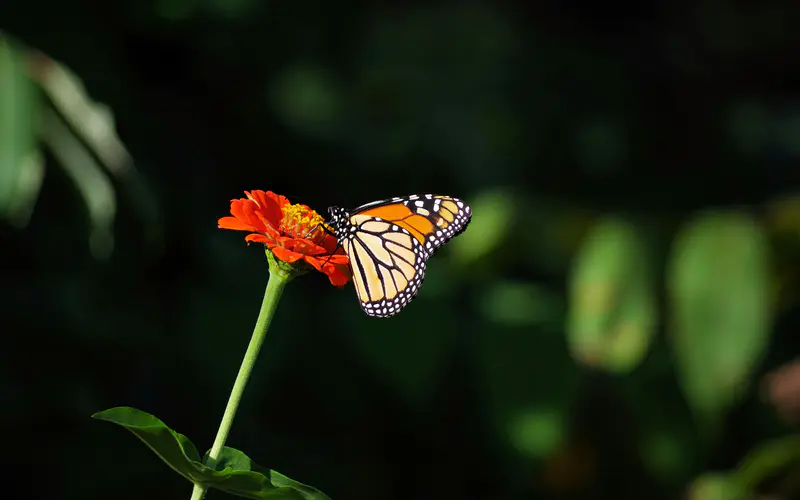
[353,194,472,254]
[343,213,429,317]
[339,194,471,317]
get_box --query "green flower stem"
[190,251,296,500]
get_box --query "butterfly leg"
[302,223,344,269]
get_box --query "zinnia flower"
[218,190,350,286]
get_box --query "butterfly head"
[327,206,349,236]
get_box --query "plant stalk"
[190,262,291,499]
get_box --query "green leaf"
[205,447,332,500]
[566,217,656,373]
[667,211,772,435]
[92,407,205,482]
[449,188,515,266]
[92,407,332,499]
[688,473,751,500]
[0,35,41,226]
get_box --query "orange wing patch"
[395,215,434,243]
[359,204,414,220]
[358,204,434,243]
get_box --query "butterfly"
[326,194,472,317]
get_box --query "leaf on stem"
[93,407,332,500]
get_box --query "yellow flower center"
[280,203,329,241]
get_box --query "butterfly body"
[327,194,472,318]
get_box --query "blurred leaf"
[39,107,116,259]
[30,52,161,255]
[31,52,134,177]
[508,407,566,459]
[480,280,563,330]
[688,473,750,500]
[93,407,331,499]
[31,52,133,176]
[0,36,41,226]
[450,189,514,266]
[567,217,656,373]
[731,435,800,492]
[668,211,772,435]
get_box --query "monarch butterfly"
[326,194,472,317]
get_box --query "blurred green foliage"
[2,1,800,499]
[567,217,656,373]
[0,36,40,225]
[669,212,772,438]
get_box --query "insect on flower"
[325,194,472,318]
[220,190,472,317]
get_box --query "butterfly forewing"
[356,194,471,253]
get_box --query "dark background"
[2,1,800,499]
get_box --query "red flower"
[218,190,350,286]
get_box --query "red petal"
[245,234,274,246]
[247,190,286,228]
[262,224,282,241]
[329,255,349,265]
[319,233,342,252]
[305,255,351,286]
[218,216,255,231]
[230,199,267,232]
[271,246,304,263]
[324,263,352,287]
[279,237,327,256]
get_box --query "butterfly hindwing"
[343,214,429,317]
